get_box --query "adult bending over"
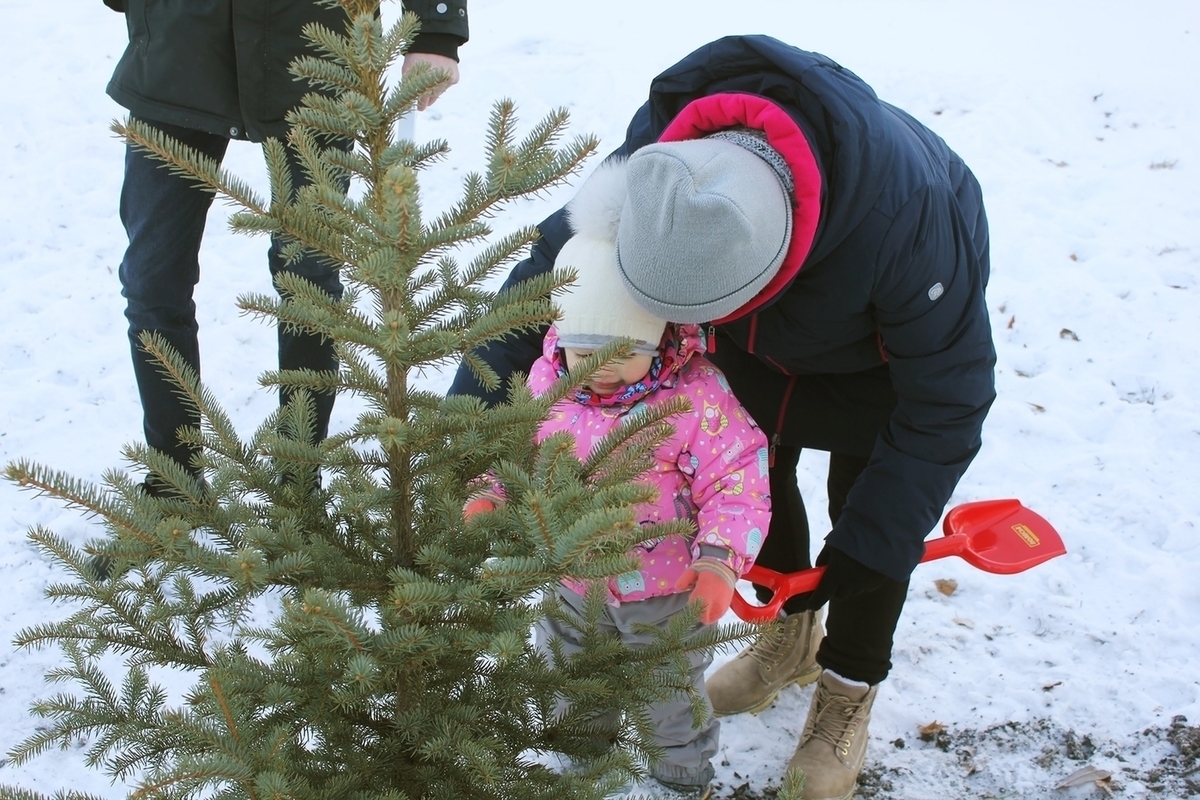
[449,35,995,800]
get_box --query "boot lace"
[805,682,869,760]
[746,614,803,671]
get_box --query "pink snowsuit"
[530,324,771,604]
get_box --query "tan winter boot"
[706,608,824,716]
[786,671,878,800]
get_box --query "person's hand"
[676,559,738,625]
[401,52,460,111]
[789,544,893,611]
[463,496,497,519]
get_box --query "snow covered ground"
[1,1,1198,797]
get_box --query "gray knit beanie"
[615,135,793,323]
[554,234,667,356]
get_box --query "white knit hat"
[615,136,793,323]
[554,233,667,356]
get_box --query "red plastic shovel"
[730,499,1066,623]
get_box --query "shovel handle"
[730,564,824,623]
[731,534,971,624]
[729,498,1064,623]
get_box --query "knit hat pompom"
[566,158,629,241]
[554,233,667,357]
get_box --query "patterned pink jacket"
[530,324,771,604]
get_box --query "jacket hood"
[638,35,897,317]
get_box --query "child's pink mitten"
[463,497,498,519]
[676,559,738,625]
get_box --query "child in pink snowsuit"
[467,159,772,799]
[533,309,770,616]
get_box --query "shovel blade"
[730,498,1065,623]
[940,498,1066,574]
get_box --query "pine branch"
[5,464,157,548]
[136,331,246,473]
[381,61,453,122]
[114,118,267,213]
[0,787,107,800]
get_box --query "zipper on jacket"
[768,374,799,468]
[707,325,717,353]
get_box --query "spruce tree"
[2,2,754,798]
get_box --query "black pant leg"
[817,573,909,686]
[118,119,230,473]
[269,136,352,446]
[816,451,909,684]
[708,350,909,681]
[827,452,871,525]
[753,445,814,609]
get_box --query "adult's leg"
[269,137,351,446]
[765,366,906,685]
[758,444,814,609]
[816,451,909,686]
[118,119,229,474]
[826,452,870,526]
[787,449,902,799]
[703,351,826,716]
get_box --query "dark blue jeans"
[118,118,344,474]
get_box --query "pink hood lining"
[658,92,822,324]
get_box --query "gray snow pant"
[536,586,718,788]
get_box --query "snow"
[2,1,1198,797]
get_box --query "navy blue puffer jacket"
[449,35,996,582]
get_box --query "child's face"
[562,348,654,396]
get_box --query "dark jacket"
[448,35,996,582]
[104,0,468,142]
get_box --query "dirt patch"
[712,716,1200,799]
[1138,715,1200,797]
